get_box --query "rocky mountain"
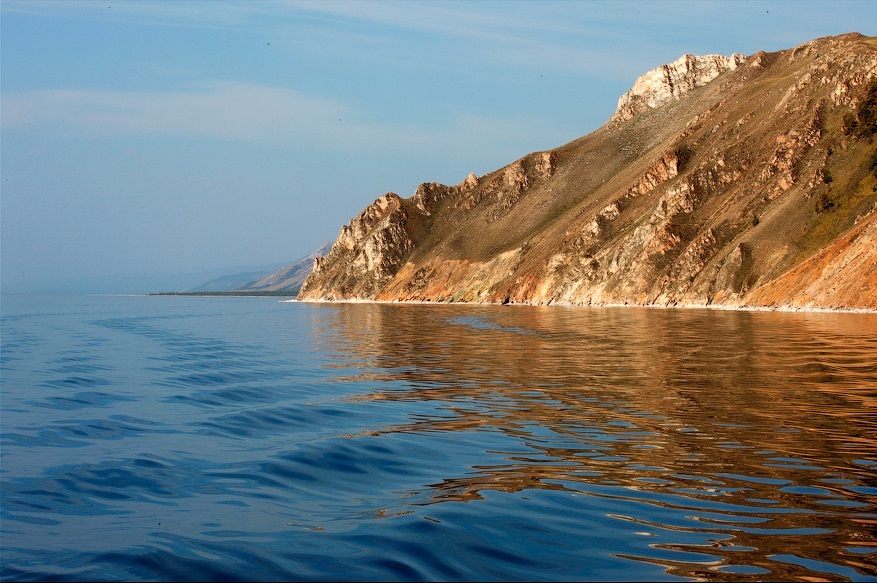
[299,33,877,311]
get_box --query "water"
[1,293,875,581]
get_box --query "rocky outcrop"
[611,53,747,123]
[455,150,557,215]
[412,182,453,216]
[299,34,877,311]
[535,151,555,179]
[461,172,479,190]
[299,193,416,299]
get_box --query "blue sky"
[2,0,874,292]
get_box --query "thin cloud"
[0,0,268,30]
[2,82,351,141]
[278,1,647,79]
[2,0,607,39]
[0,0,656,81]
[1,81,571,169]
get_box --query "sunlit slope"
[299,33,877,310]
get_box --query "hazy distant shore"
[152,291,297,298]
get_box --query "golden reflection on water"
[315,303,877,580]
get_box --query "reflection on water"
[1,296,875,581]
[322,303,877,580]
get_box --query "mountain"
[230,243,333,294]
[299,33,877,311]
[181,244,330,294]
[11,263,287,295]
[186,266,286,292]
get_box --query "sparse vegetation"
[823,169,834,184]
[842,77,877,138]
[801,140,877,260]
[816,192,836,213]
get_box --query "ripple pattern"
[2,295,876,581]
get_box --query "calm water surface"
[1,294,875,581]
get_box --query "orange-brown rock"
[743,212,877,310]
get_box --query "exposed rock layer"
[610,53,747,123]
[299,33,877,311]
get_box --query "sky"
[2,0,875,292]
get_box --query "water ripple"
[2,297,876,581]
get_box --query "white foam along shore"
[288,297,877,314]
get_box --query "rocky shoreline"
[290,297,877,315]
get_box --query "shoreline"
[288,297,877,315]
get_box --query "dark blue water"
[2,294,876,581]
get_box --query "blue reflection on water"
[2,294,876,581]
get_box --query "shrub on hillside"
[816,192,835,213]
[674,145,694,170]
[843,77,877,138]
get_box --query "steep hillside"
[299,33,877,311]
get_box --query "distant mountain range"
[300,33,877,311]
[190,243,332,294]
[30,243,332,295]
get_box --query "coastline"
[288,297,877,315]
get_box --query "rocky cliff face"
[300,193,416,299]
[610,53,747,123]
[299,33,877,311]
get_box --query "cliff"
[299,33,877,311]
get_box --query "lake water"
[1,293,876,581]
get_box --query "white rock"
[611,53,747,122]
